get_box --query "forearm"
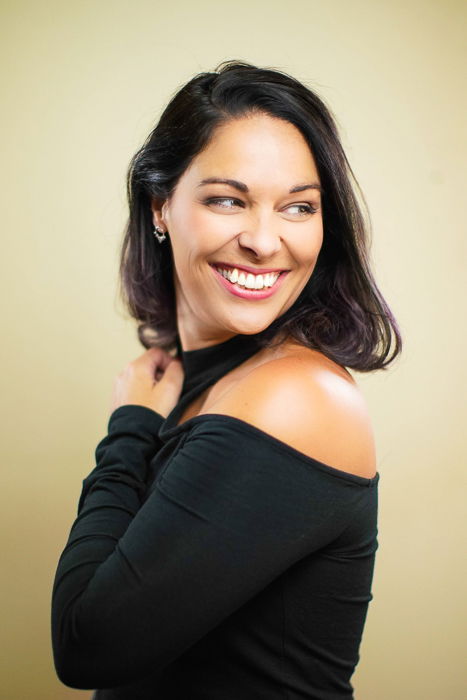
[52,404,165,687]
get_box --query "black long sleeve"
[51,404,378,693]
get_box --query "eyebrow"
[197,177,323,194]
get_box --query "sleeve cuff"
[108,404,165,438]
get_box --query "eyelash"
[204,197,319,215]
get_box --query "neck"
[178,328,238,352]
[175,288,240,351]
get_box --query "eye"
[204,197,244,209]
[284,203,319,216]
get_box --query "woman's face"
[152,112,324,348]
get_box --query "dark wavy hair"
[119,59,402,372]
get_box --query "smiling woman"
[51,60,402,699]
[119,61,400,369]
[150,113,324,341]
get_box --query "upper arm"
[201,354,377,479]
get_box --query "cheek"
[169,209,227,282]
[290,220,323,268]
[313,222,324,259]
[169,208,207,266]
[173,207,234,259]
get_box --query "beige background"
[1,1,465,698]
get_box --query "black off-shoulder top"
[51,331,379,699]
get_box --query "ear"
[150,197,169,230]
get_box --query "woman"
[51,60,401,699]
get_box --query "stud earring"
[153,226,167,243]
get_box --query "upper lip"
[210,262,288,274]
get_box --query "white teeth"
[245,273,256,289]
[215,265,281,290]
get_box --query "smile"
[209,263,289,300]
[216,264,280,289]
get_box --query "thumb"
[154,358,185,416]
[162,357,185,387]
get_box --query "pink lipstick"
[210,264,289,300]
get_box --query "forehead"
[182,113,320,186]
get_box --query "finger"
[133,347,172,374]
[161,357,185,385]
[156,349,177,372]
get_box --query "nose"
[237,211,282,260]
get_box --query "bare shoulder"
[201,342,377,478]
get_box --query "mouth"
[209,262,289,300]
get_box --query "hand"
[110,347,185,418]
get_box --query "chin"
[220,312,277,337]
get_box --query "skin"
[110,112,376,476]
